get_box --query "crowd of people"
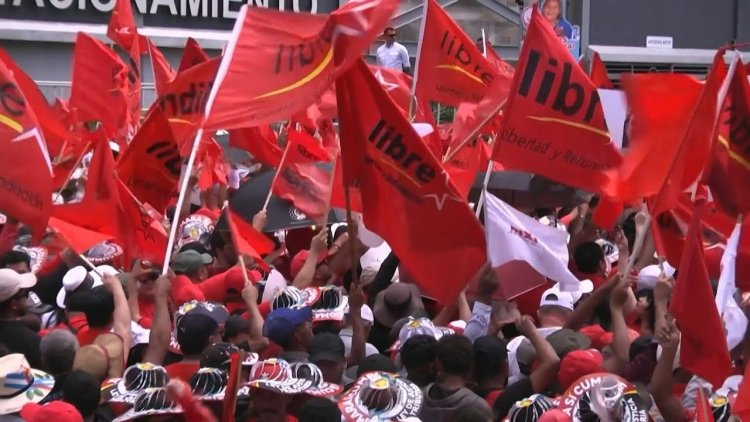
[0,170,746,422]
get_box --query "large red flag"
[369,65,412,112]
[116,110,181,212]
[415,0,504,107]
[271,129,333,221]
[336,58,486,304]
[669,200,731,389]
[0,59,53,237]
[203,0,399,130]
[154,57,220,150]
[69,33,129,136]
[227,209,274,271]
[228,126,283,168]
[491,7,621,194]
[178,38,209,73]
[610,54,732,216]
[0,49,72,159]
[705,59,750,217]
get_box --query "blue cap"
[262,307,313,345]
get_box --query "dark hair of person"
[435,334,473,377]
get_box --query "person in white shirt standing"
[376,27,412,75]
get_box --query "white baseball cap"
[637,263,676,291]
[539,280,594,311]
[56,265,116,308]
[0,269,37,302]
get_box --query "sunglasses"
[385,32,396,37]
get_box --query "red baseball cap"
[21,401,83,422]
[538,409,572,422]
[558,349,604,390]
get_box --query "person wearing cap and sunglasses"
[376,27,412,75]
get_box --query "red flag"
[590,196,624,231]
[329,156,362,213]
[705,60,750,217]
[154,57,220,151]
[669,200,731,388]
[415,0,504,106]
[271,129,333,221]
[695,387,715,422]
[610,54,731,216]
[227,209,274,271]
[69,33,129,136]
[195,138,227,190]
[107,0,146,52]
[116,178,169,264]
[203,0,399,130]
[148,40,176,97]
[588,52,613,90]
[116,110,181,212]
[734,357,750,420]
[336,58,486,304]
[648,54,731,217]
[484,40,515,78]
[47,216,114,254]
[444,138,487,199]
[491,7,621,193]
[369,65,412,112]
[0,49,72,159]
[228,126,282,167]
[178,38,209,73]
[0,59,53,237]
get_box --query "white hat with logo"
[0,269,37,303]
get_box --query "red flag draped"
[0,59,53,237]
[336,58,486,304]
[69,33,129,136]
[415,0,504,106]
[491,7,621,194]
[271,129,333,221]
[588,52,613,89]
[47,217,114,254]
[203,0,399,130]
[669,200,731,389]
[116,110,181,212]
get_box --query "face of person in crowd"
[542,0,561,23]
[252,389,291,417]
[5,261,30,274]
[293,320,314,350]
[316,359,345,385]
[313,263,334,286]
[384,28,396,46]
[228,332,251,351]
[6,289,30,317]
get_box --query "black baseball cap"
[200,342,241,371]
[356,354,398,377]
[309,333,345,364]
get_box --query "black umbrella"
[219,169,344,233]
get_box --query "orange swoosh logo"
[168,118,196,126]
[0,114,22,133]
[718,135,750,171]
[526,116,610,138]
[375,156,420,188]
[254,47,334,100]
[435,64,484,85]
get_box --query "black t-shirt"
[493,378,534,419]
[0,320,42,368]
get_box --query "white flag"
[484,193,580,292]
[715,220,747,350]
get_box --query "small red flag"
[48,216,114,254]
[415,0,505,107]
[228,126,282,168]
[0,59,53,238]
[148,40,176,97]
[734,357,750,420]
[116,109,181,212]
[590,196,624,231]
[329,156,362,213]
[491,7,621,194]
[588,51,613,90]
[444,138,487,199]
[271,129,333,221]
[484,41,515,77]
[226,210,274,271]
[369,65,412,113]
[669,199,732,389]
[336,58,486,304]
[203,0,399,130]
[177,38,209,74]
[107,0,146,53]
[116,178,169,265]
[69,33,129,136]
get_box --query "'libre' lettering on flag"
[492,6,621,194]
[415,0,504,107]
[336,58,486,304]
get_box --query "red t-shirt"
[166,361,200,381]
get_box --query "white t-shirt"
[376,42,410,71]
